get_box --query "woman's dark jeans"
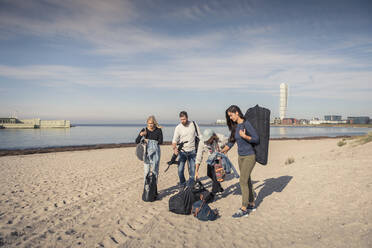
[207,164,224,194]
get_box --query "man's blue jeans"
[178,150,196,187]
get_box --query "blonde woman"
[135,116,163,191]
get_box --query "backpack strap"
[193,200,206,217]
[192,121,199,137]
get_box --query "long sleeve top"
[226,120,259,156]
[135,127,163,145]
[172,121,201,152]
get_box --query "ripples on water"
[0,124,371,150]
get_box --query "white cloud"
[0,0,230,56]
[167,1,254,21]
[1,45,371,102]
[0,0,371,103]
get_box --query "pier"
[0,118,70,129]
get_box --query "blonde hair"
[147,115,162,129]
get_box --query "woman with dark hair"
[221,105,259,218]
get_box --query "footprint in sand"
[65,229,77,235]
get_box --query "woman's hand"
[140,130,147,136]
[239,129,251,141]
[195,170,199,180]
[239,128,247,138]
[221,145,229,154]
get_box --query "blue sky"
[0,0,371,123]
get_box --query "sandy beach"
[0,138,371,248]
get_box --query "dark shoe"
[247,205,256,212]
[232,208,249,218]
[214,187,224,196]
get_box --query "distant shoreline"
[270,124,372,128]
[2,123,372,129]
[0,136,352,157]
[75,123,372,128]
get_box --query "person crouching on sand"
[221,105,259,218]
[195,129,227,197]
[135,115,163,190]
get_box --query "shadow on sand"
[213,175,293,208]
[157,175,211,200]
[254,176,293,207]
[158,171,237,200]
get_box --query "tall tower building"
[280,83,288,120]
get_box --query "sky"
[0,0,371,124]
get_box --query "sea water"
[0,124,370,150]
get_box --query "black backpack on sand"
[142,172,157,202]
[169,180,207,215]
[245,104,271,165]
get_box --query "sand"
[0,138,371,248]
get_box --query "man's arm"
[172,125,180,154]
[195,163,200,179]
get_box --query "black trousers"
[207,164,224,194]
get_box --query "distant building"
[309,118,321,125]
[282,118,298,125]
[298,119,310,125]
[215,119,226,125]
[309,117,346,125]
[279,83,288,120]
[0,117,70,128]
[347,116,370,124]
[323,120,347,124]
[310,120,321,125]
[0,118,20,124]
[324,115,342,121]
[273,117,281,124]
[0,117,35,128]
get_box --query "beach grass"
[337,140,347,147]
[352,131,372,146]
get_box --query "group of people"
[135,105,259,218]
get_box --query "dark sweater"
[135,127,163,144]
[227,120,259,156]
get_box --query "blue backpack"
[191,200,218,221]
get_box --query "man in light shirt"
[172,111,201,189]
